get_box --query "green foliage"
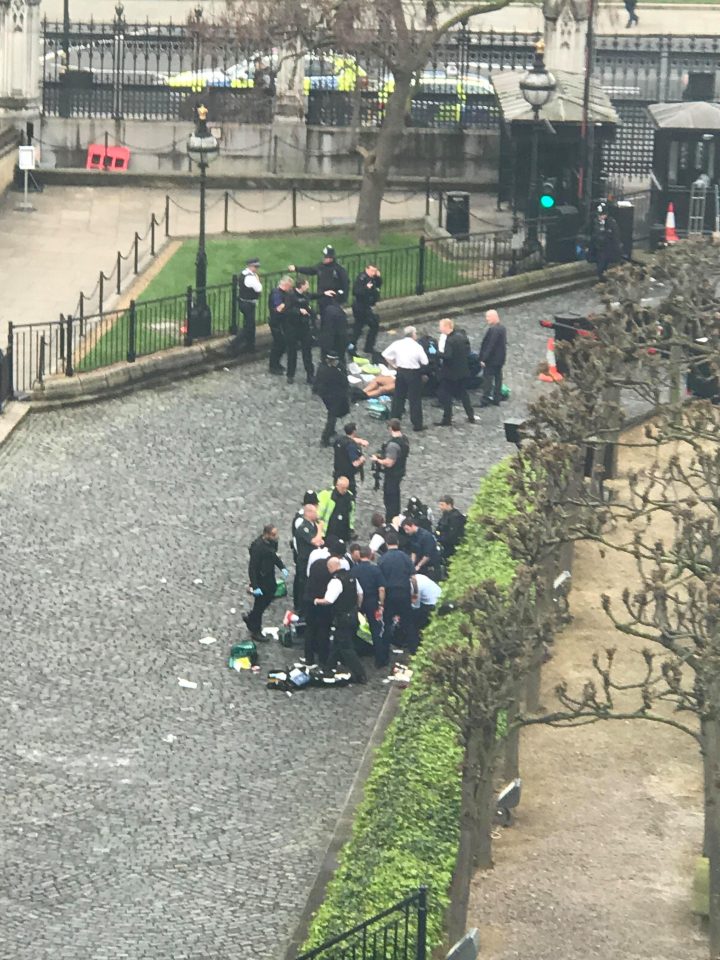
[302,459,522,953]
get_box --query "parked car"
[303,54,368,93]
[374,72,495,125]
[166,63,253,91]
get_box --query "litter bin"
[446,191,470,239]
[613,201,635,259]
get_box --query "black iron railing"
[295,888,427,960]
[0,345,12,410]
[9,225,533,394]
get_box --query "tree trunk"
[471,727,499,870]
[503,698,520,781]
[354,71,414,247]
[447,731,482,945]
[702,716,720,957]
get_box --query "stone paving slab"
[0,287,600,960]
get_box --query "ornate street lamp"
[519,40,557,249]
[186,105,219,342]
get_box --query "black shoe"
[269,366,284,376]
[492,400,500,406]
[436,420,453,427]
[287,377,295,384]
[306,374,314,385]
[467,416,480,424]
[479,399,492,408]
[413,425,426,433]
[320,438,332,448]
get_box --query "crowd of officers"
[239,241,506,685]
[246,473,467,684]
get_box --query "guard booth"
[493,70,619,223]
[648,101,720,245]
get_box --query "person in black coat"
[436,495,466,561]
[436,317,476,426]
[289,245,349,314]
[479,309,507,407]
[319,302,349,362]
[592,206,623,279]
[244,524,287,640]
[351,264,382,355]
[284,279,316,385]
[314,353,350,447]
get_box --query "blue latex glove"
[252,587,263,597]
[281,568,289,579]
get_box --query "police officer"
[285,278,316,385]
[318,475,356,544]
[289,245,349,316]
[377,530,418,654]
[352,546,388,668]
[319,300,349,363]
[314,557,367,683]
[244,524,288,641]
[291,502,323,612]
[401,518,443,581]
[351,263,382,356]
[371,418,410,522]
[268,275,294,375]
[383,326,429,433]
[314,353,350,447]
[333,422,369,497]
[304,538,346,666]
[237,257,262,351]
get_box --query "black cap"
[303,490,319,505]
[322,245,336,258]
[246,257,260,266]
[326,353,339,362]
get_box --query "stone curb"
[29,261,596,410]
[278,686,401,960]
[0,401,31,449]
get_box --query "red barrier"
[86,144,131,172]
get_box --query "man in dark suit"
[479,309,507,407]
[436,317,476,426]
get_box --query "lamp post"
[519,40,556,250]
[186,105,219,342]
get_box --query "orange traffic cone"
[538,337,564,383]
[664,202,679,244]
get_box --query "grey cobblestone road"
[1,288,599,960]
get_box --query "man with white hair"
[382,325,429,432]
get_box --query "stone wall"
[0,124,20,195]
[37,117,500,184]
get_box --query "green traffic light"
[539,194,556,210]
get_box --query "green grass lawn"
[78,228,494,372]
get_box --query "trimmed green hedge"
[302,460,519,952]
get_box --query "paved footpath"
[1,286,599,960]
[0,185,507,349]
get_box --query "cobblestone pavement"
[1,288,600,960]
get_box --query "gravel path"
[469,423,707,960]
[0,288,600,960]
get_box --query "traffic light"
[539,178,557,211]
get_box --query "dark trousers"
[304,605,333,666]
[246,588,275,635]
[293,562,309,613]
[412,603,435,636]
[238,301,257,350]
[438,379,474,423]
[383,475,402,522]
[330,613,367,683]
[482,364,503,403]
[384,587,419,654]
[624,0,638,23]
[351,303,380,353]
[269,319,286,371]
[321,410,337,446]
[362,602,388,667]
[391,368,424,429]
[285,323,314,381]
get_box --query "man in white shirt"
[382,325,429,432]
[237,257,262,351]
[313,558,367,682]
[411,572,442,633]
